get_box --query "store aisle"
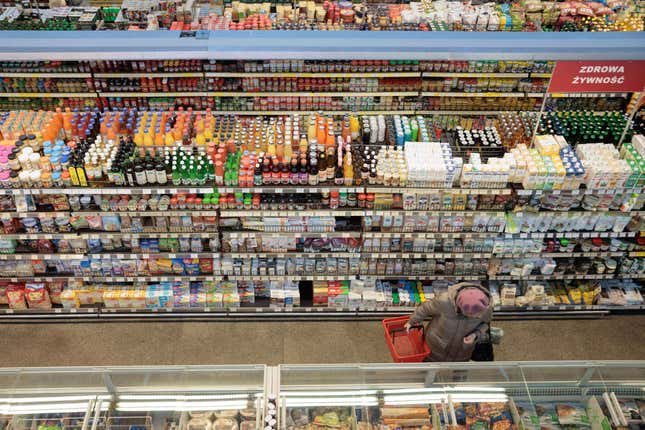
[0,316,643,367]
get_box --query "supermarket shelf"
[209,110,417,115]
[99,91,206,97]
[226,252,361,258]
[79,232,217,239]
[3,233,79,240]
[364,187,512,195]
[0,275,75,282]
[80,276,222,282]
[0,307,99,319]
[3,187,216,195]
[362,231,500,238]
[362,275,486,280]
[205,91,419,97]
[422,72,529,78]
[0,303,642,320]
[8,211,72,218]
[0,252,215,260]
[222,231,361,238]
[421,91,531,97]
[70,210,218,217]
[6,186,639,197]
[416,110,513,115]
[0,92,96,98]
[490,274,624,281]
[0,72,91,78]
[94,72,203,78]
[367,210,505,216]
[503,231,637,239]
[531,73,553,78]
[226,275,356,281]
[224,252,491,258]
[214,186,364,193]
[205,72,422,78]
[515,187,643,196]
[1,273,642,283]
[0,254,85,260]
[220,210,364,217]
[549,92,629,98]
[503,251,627,258]
[69,209,217,217]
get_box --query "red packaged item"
[25,283,52,309]
[6,283,27,309]
[46,279,66,305]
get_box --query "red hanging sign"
[548,60,645,93]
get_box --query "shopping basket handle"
[390,324,423,333]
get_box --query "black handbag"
[470,328,494,361]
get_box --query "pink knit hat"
[456,287,490,316]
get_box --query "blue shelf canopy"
[2,30,645,61]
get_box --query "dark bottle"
[124,161,135,186]
[308,160,319,186]
[299,159,308,185]
[334,159,344,185]
[134,164,147,185]
[289,159,298,185]
[145,161,157,184]
[318,152,327,183]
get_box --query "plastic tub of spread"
[40,216,56,233]
[605,258,617,273]
[21,217,41,233]
[55,216,72,232]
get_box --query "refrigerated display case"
[1,362,643,430]
[0,366,267,430]
[278,361,645,430]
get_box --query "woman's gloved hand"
[404,322,412,332]
[463,333,477,344]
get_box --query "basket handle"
[390,324,424,334]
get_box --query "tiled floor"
[0,315,643,366]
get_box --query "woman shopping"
[405,282,493,362]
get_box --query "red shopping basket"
[382,316,430,363]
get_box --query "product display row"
[0,277,643,312]
[0,109,643,191]
[0,58,636,116]
[1,0,643,32]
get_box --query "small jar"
[321,192,330,208]
[593,258,606,274]
[329,191,339,209]
[158,195,170,211]
[0,171,10,188]
[605,258,617,274]
[357,193,366,208]
[365,193,375,209]
[68,196,82,211]
[339,191,348,207]
[9,171,19,188]
[347,193,357,208]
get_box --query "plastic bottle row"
[0,277,642,311]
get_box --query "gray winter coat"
[408,283,493,362]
